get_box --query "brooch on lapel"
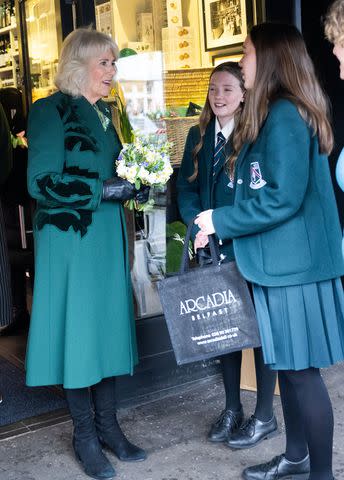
[249,161,266,189]
[93,104,111,131]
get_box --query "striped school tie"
[213,131,226,176]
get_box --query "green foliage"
[166,221,193,274]
[166,221,187,239]
[111,89,134,144]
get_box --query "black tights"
[279,368,333,480]
[221,347,277,421]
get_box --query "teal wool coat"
[212,99,344,286]
[177,119,235,260]
[26,92,138,388]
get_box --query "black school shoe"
[226,414,278,449]
[242,454,310,480]
[208,407,244,442]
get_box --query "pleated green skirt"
[253,278,344,370]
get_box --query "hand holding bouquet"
[116,132,173,211]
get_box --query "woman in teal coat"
[26,28,147,480]
[196,24,344,480]
[178,62,277,449]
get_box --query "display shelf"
[164,67,212,108]
[0,23,16,35]
[0,12,18,88]
[25,0,60,102]
[0,78,14,85]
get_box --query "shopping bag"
[157,220,261,365]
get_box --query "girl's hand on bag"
[194,209,215,236]
[194,231,209,251]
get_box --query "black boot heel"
[73,436,116,479]
[99,434,147,462]
[91,378,147,462]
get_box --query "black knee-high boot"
[64,387,116,480]
[91,377,147,462]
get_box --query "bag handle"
[180,218,220,274]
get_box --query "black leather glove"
[102,177,136,201]
[135,185,150,204]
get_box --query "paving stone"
[0,365,343,480]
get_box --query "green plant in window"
[166,221,194,274]
[110,83,134,144]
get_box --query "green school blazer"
[212,99,344,286]
[177,119,235,259]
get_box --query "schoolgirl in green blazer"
[177,62,278,450]
[196,23,344,480]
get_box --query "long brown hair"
[230,23,333,175]
[189,61,244,181]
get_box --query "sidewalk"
[1,364,344,480]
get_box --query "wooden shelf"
[0,24,16,35]
[0,80,14,86]
[0,65,13,73]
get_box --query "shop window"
[94,0,257,319]
[24,0,60,102]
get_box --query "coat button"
[237,179,243,184]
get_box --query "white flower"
[115,133,173,195]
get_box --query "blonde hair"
[324,0,344,44]
[230,23,333,175]
[55,27,119,97]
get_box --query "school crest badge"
[227,174,234,189]
[249,161,266,189]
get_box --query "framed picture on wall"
[212,51,243,66]
[202,0,247,51]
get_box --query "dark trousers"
[0,200,12,327]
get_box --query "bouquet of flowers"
[116,132,173,211]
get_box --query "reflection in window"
[25,0,59,102]
[95,0,200,319]
[117,52,164,133]
[116,51,167,318]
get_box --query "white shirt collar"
[215,117,235,142]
